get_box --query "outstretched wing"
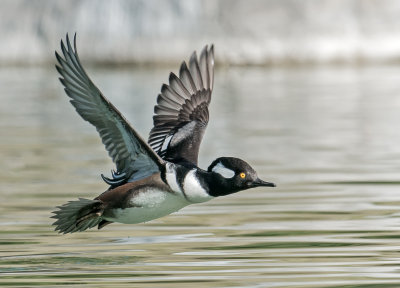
[55,34,164,186]
[148,45,214,165]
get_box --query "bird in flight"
[52,34,275,234]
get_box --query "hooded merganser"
[52,34,275,234]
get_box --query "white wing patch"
[212,162,235,178]
[161,135,173,152]
[170,121,197,146]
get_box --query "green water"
[2,65,400,287]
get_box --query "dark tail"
[51,198,105,234]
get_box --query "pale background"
[1,0,400,65]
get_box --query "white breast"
[183,169,213,203]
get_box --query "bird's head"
[207,157,275,196]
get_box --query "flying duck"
[52,34,275,234]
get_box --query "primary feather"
[55,34,164,184]
[148,45,214,165]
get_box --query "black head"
[207,157,275,197]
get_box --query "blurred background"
[2,0,400,65]
[4,1,400,287]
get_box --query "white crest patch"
[212,162,235,178]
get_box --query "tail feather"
[51,198,105,234]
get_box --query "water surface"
[2,65,400,287]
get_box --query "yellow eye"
[240,172,246,179]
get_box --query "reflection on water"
[2,64,400,287]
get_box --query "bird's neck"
[163,162,238,199]
[196,170,238,197]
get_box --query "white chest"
[182,170,213,203]
[165,164,213,203]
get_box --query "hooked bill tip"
[253,178,276,188]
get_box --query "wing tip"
[209,44,214,61]
[73,32,78,53]
[168,72,181,86]
[59,32,78,56]
[179,61,189,75]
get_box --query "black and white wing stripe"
[148,45,214,165]
[55,34,164,185]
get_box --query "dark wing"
[55,34,164,186]
[148,45,214,165]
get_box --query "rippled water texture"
[2,65,400,287]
